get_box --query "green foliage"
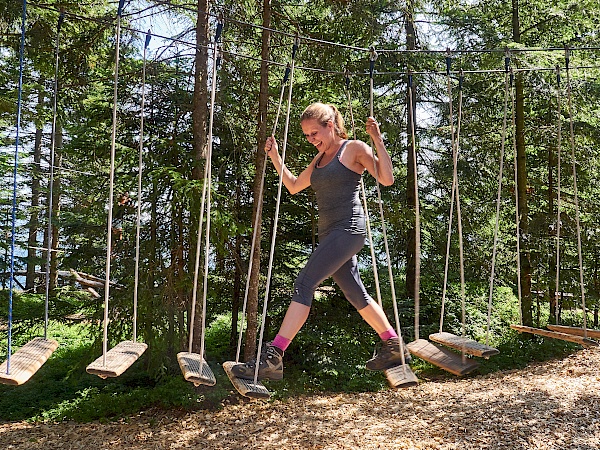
[2,0,600,423]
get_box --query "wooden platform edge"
[176,352,216,386]
[510,325,599,347]
[429,332,500,358]
[86,341,148,379]
[406,339,480,376]
[222,361,270,399]
[384,364,419,388]
[0,338,59,386]
[546,325,600,340]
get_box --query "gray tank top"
[310,140,366,238]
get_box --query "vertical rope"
[6,0,28,375]
[368,49,408,365]
[511,66,523,325]
[253,35,300,384]
[486,57,511,346]
[453,72,467,362]
[407,71,421,341]
[344,71,381,309]
[554,65,562,325]
[366,50,384,307]
[132,31,151,343]
[101,0,125,366]
[44,10,64,340]
[439,51,456,334]
[199,26,222,364]
[235,64,290,363]
[564,47,588,336]
[187,146,210,352]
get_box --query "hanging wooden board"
[546,324,600,339]
[406,339,479,376]
[384,364,419,388]
[86,340,147,379]
[0,337,58,386]
[511,325,598,347]
[429,332,500,358]
[222,361,270,399]
[177,352,216,386]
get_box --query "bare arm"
[265,136,316,195]
[357,117,394,186]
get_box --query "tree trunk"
[405,1,418,300]
[243,0,272,361]
[26,90,44,291]
[512,0,532,326]
[190,0,210,353]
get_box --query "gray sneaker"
[366,337,411,371]
[231,343,284,381]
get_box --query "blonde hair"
[300,102,348,139]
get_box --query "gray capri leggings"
[291,229,374,310]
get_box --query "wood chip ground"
[1,348,599,449]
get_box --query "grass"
[0,287,591,423]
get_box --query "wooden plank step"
[429,332,500,359]
[405,339,479,376]
[546,325,600,339]
[86,341,148,379]
[384,364,419,388]
[0,337,59,386]
[177,352,216,386]
[510,325,599,347]
[222,361,270,399]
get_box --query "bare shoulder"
[345,139,374,163]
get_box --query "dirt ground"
[1,348,599,450]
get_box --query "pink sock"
[379,328,398,341]
[271,334,291,352]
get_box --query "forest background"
[1,0,600,421]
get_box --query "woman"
[232,102,409,381]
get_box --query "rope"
[367,50,408,364]
[439,53,457,335]
[486,55,511,346]
[253,35,300,384]
[454,73,467,361]
[365,51,383,309]
[407,72,421,341]
[27,3,600,80]
[235,64,290,363]
[564,48,588,336]
[6,0,28,375]
[101,0,125,366]
[511,67,523,325]
[187,18,223,355]
[344,72,382,310]
[554,66,563,325]
[44,10,64,340]
[30,0,600,57]
[132,30,151,343]
[438,54,467,358]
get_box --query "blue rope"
[7,0,27,375]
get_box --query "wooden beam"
[222,361,270,399]
[384,364,419,388]
[86,341,148,378]
[546,324,600,339]
[0,338,58,386]
[429,332,499,358]
[406,339,479,376]
[177,352,216,386]
[510,325,599,347]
